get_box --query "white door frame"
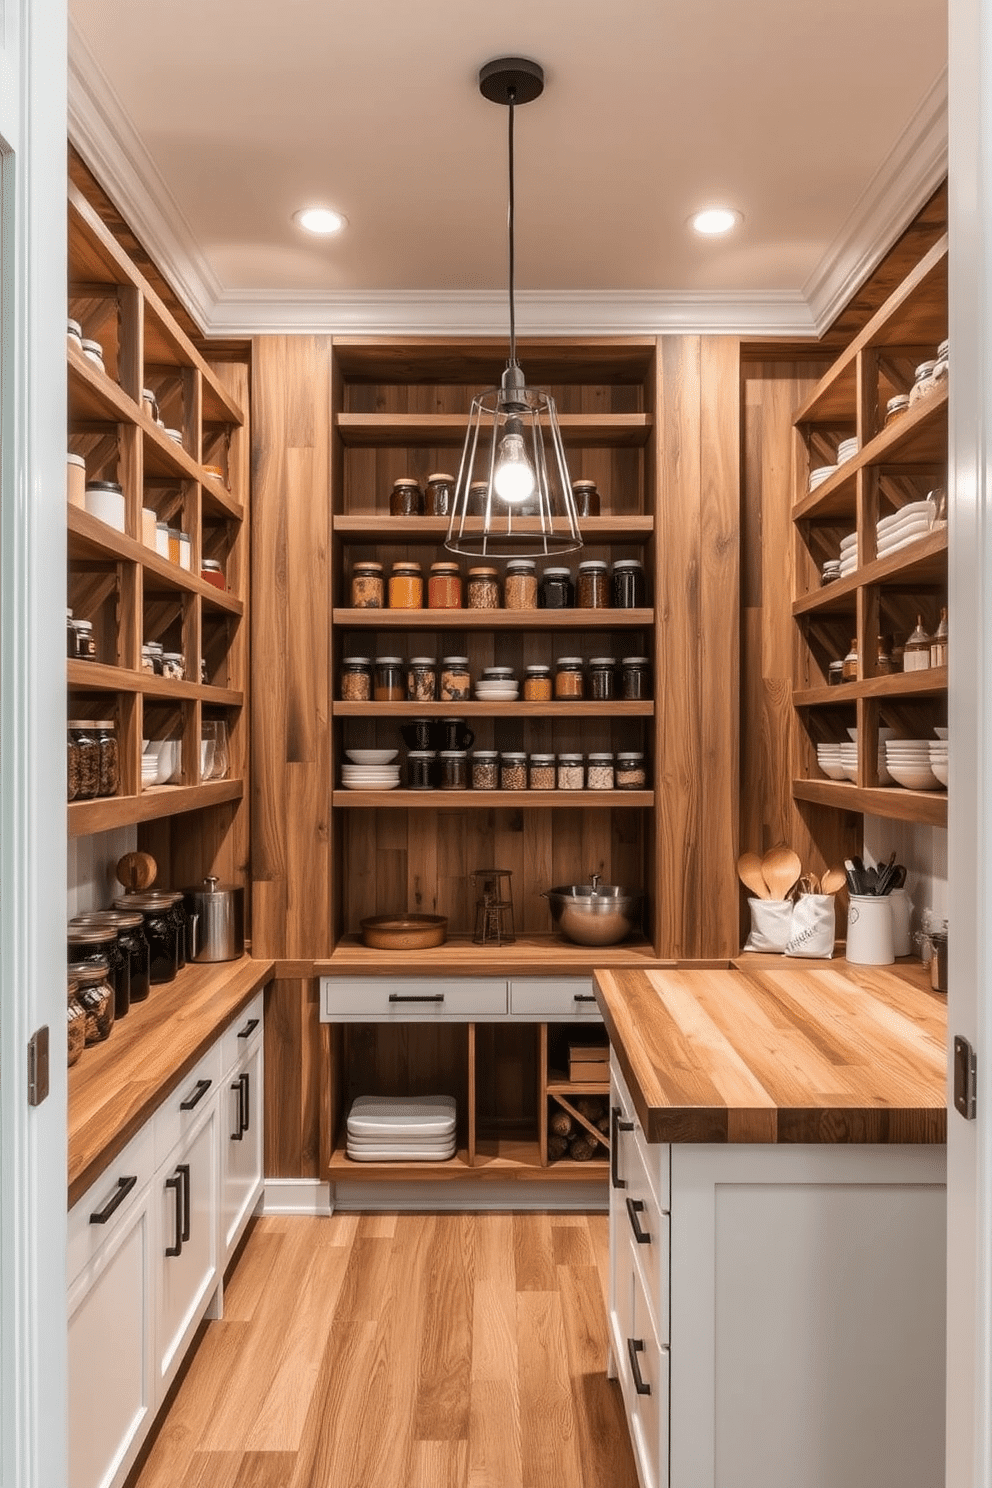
[0,2,69,1486]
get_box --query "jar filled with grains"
[471,751,500,790]
[407,657,437,702]
[341,657,373,701]
[586,752,615,790]
[388,562,424,609]
[67,727,80,801]
[67,977,86,1066]
[504,559,538,610]
[616,752,647,790]
[73,959,115,1045]
[571,479,601,517]
[407,751,437,790]
[428,562,462,609]
[528,753,556,790]
[69,722,100,799]
[467,567,501,609]
[612,559,646,609]
[94,720,120,797]
[439,750,469,790]
[621,656,651,700]
[425,473,454,517]
[554,657,585,700]
[389,477,424,516]
[440,656,471,701]
[588,657,617,701]
[557,753,585,790]
[468,480,490,516]
[540,567,574,609]
[500,752,527,790]
[576,560,610,608]
[523,665,553,702]
[374,656,406,701]
[352,561,385,609]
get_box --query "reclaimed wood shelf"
[68,507,245,614]
[333,513,655,541]
[332,607,654,630]
[332,788,654,808]
[793,666,948,706]
[335,411,653,448]
[792,776,947,826]
[67,660,243,707]
[68,778,243,836]
[333,699,653,718]
[792,530,948,615]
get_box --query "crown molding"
[805,69,948,335]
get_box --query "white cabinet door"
[221,1037,264,1260]
[155,1100,219,1397]
[68,1185,154,1488]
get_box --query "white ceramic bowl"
[886,760,940,790]
[346,749,398,765]
[885,739,935,752]
[934,727,949,739]
[848,727,896,742]
[931,761,949,786]
[841,762,858,781]
[819,761,849,780]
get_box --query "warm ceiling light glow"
[690,207,742,236]
[293,206,347,235]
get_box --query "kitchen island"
[594,962,947,1488]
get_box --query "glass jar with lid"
[523,665,553,701]
[586,752,615,790]
[828,660,844,686]
[616,752,647,790]
[468,480,490,516]
[903,617,931,671]
[375,656,406,701]
[140,889,189,968]
[351,561,384,609]
[930,607,948,667]
[500,752,527,790]
[540,567,574,609]
[528,753,556,790]
[84,909,150,1005]
[201,559,226,590]
[612,559,646,609]
[407,657,437,702]
[471,751,500,790]
[388,561,424,609]
[439,751,469,791]
[69,917,131,1019]
[389,477,424,517]
[73,959,115,1044]
[114,893,180,983]
[67,726,80,802]
[425,473,454,517]
[467,567,500,610]
[94,720,120,797]
[910,361,938,405]
[73,619,96,661]
[588,657,617,701]
[557,753,585,790]
[67,608,79,659]
[554,657,585,699]
[67,974,86,1066]
[504,559,538,610]
[406,751,437,790]
[428,562,462,610]
[876,636,894,676]
[621,656,651,700]
[68,722,100,799]
[440,656,470,701]
[842,638,860,682]
[571,479,601,517]
[341,656,373,701]
[162,652,185,681]
[576,560,610,608]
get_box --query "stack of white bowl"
[929,728,948,786]
[839,530,858,578]
[837,436,859,465]
[815,742,847,780]
[808,463,837,493]
[475,667,519,701]
[341,748,400,791]
[883,738,941,790]
[823,728,896,784]
[875,498,936,560]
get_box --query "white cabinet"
[220,994,265,1258]
[154,1097,219,1396]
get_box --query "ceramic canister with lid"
[84,479,126,533]
[183,876,245,962]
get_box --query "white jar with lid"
[81,338,106,373]
[67,453,86,508]
[84,479,125,533]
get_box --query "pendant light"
[445,58,582,558]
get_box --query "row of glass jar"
[68,721,120,800]
[384,474,605,519]
[342,654,652,703]
[829,611,948,683]
[351,557,646,611]
[401,749,648,792]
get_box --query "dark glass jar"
[341,656,373,702]
[621,656,652,700]
[406,751,436,790]
[68,923,129,1020]
[540,567,574,609]
[588,657,617,700]
[87,909,151,1004]
[150,891,189,968]
[114,892,181,982]
[73,959,115,1044]
[439,750,468,790]
[425,473,454,517]
[612,559,646,609]
[571,479,601,517]
[73,619,97,661]
[67,607,79,659]
[389,477,424,516]
[576,560,610,608]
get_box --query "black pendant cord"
[507,87,518,370]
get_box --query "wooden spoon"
[116,850,157,892]
[820,865,847,895]
[761,845,802,902]
[737,852,770,899]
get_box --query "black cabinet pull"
[573,993,597,1003]
[89,1174,137,1225]
[610,1106,634,1189]
[388,993,444,1003]
[178,1163,191,1243]
[241,1071,251,1134]
[179,1077,212,1111]
[164,1172,183,1257]
[238,1017,260,1040]
[627,1338,651,1396]
[231,1078,245,1141]
[625,1196,651,1244]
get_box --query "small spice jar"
[73,619,96,661]
[621,656,652,700]
[440,656,470,701]
[69,722,100,799]
[876,636,894,676]
[351,561,384,609]
[903,617,931,671]
[554,657,585,699]
[616,752,647,790]
[571,479,601,517]
[471,751,500,790]
[885,393,911,425]
[612,559,646,609]
[388,561,424,609]
[828,660,844,686]
[500,752,527,790]
[84,478,126,532]
[576,559,610,608]
[67,608,79,660]
[930,607,948,667]
[201,559,226,590]
[94,720,120,797]
[439,750,469,790]
[467,567,501,609]
[161,652,185,681]
[407,657,437,702]
[73,959,115,1045]
[557,753,585,790]
[528,753,556,790]
[523,665,553,702]
[81,338,106,373]
[390,477,424,516]
[428,562,462,609]
[341,657,373,701]
[504,559,538,610]
[586,752,615,790]
[375,656,406,701]
[425,473,455,517]
[406,751,437,790]
[588,657,617,701]
[67,976,86,1067]
[541,567,574,609]
[842,638,860,682]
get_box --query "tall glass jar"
[612,559,646,609]
[425,473,454,516]
[554,658,585,700]
[87,909,151,1004]
[375,657,406,701]
[69,722,100,800]
[576,560,610,608]
[341,657,373,701]
[621,656,652,700]
[588,658,617,700]
[388,562,424,609]
[69,920,131,1019]
[73,959,115,1044]
[407,657,437,702]
[540,567,574,609]
[94,720,120,797]
[389,477,423,516]
[467,567,500,610]
[351,561,385,609]
[114,894,180,983]
[428,562,462,609]
[504,559,538,610]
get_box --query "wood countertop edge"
[67,956,275,1209]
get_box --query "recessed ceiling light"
[294,206,347,235]
[690,207,742,237]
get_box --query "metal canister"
[182,877,245,962]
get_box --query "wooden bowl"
[360,914,448,951]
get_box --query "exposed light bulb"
[493,430,536,504]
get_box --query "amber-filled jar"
[621,657,651,700]
[541,567,574,609]
[375,657,406,701]
[439,750,469,790]
[612,559,645,609]
[389,562,424,609]
[425,473,454,516]
[467,567,501,609]
[341,657,373,701]
[352,561,385,609]
[576,560,610,608]
[588,658,616,701]
[505,559,538,610]
[554,657,585,699]
[390,477,424,516]
[523,665,553,701]
[201,559,226,591]
[571,479,601,517]
[428,562,462,609]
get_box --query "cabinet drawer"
[220,991,264,1076]
[320,976,507,1020]
[611,1053,670,1212]
[627,1257,669,1488]
[68,1122,155,1286]
[154,1041,223,1167]
[623,1133,670,1344]
[508,977,602,1019]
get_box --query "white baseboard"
[330,1179,608,1212]
[263,1178,334,1216]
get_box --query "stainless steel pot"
[183,876,244,962]
[543,874,641,947]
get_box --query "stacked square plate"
[346,1094,457,1162]
[929,729,948,786]
[875,498,936,559]
[341,748,400,791]
[883,738,942,790]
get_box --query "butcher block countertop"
[593,961,947,1145]
[68,955,275,1208]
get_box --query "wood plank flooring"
[127,1212,638,1488]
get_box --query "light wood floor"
[127,1211,640,1488]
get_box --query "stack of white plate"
[875,499,936,559]
[929,731,948,787]
[837,437,859,465]
[838,530,858,578]
[346,1094,457,1162]
[883,739,941,790]
[475,680,519,700]
[808,464,837,493]
[342,748,400,791]
[815,742,847,780]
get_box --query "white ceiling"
[68,0,948,336]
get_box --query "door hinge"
[953,1035,977,1121]
[27,1027,50,1107]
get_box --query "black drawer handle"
[241,1070,250,1134]
[238,1017,260,1039]
[231,1077,245,1140]
[627,1337,651,1396]
[178,1163,191,1243]
[573,993,597,1003]
[388,993,444,1003]
[626,1196,651,1244]
[179,1077,212,1111]
[89,1174,137,1225]
[164,1172,183,1257]
[611,1106,634,1189]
